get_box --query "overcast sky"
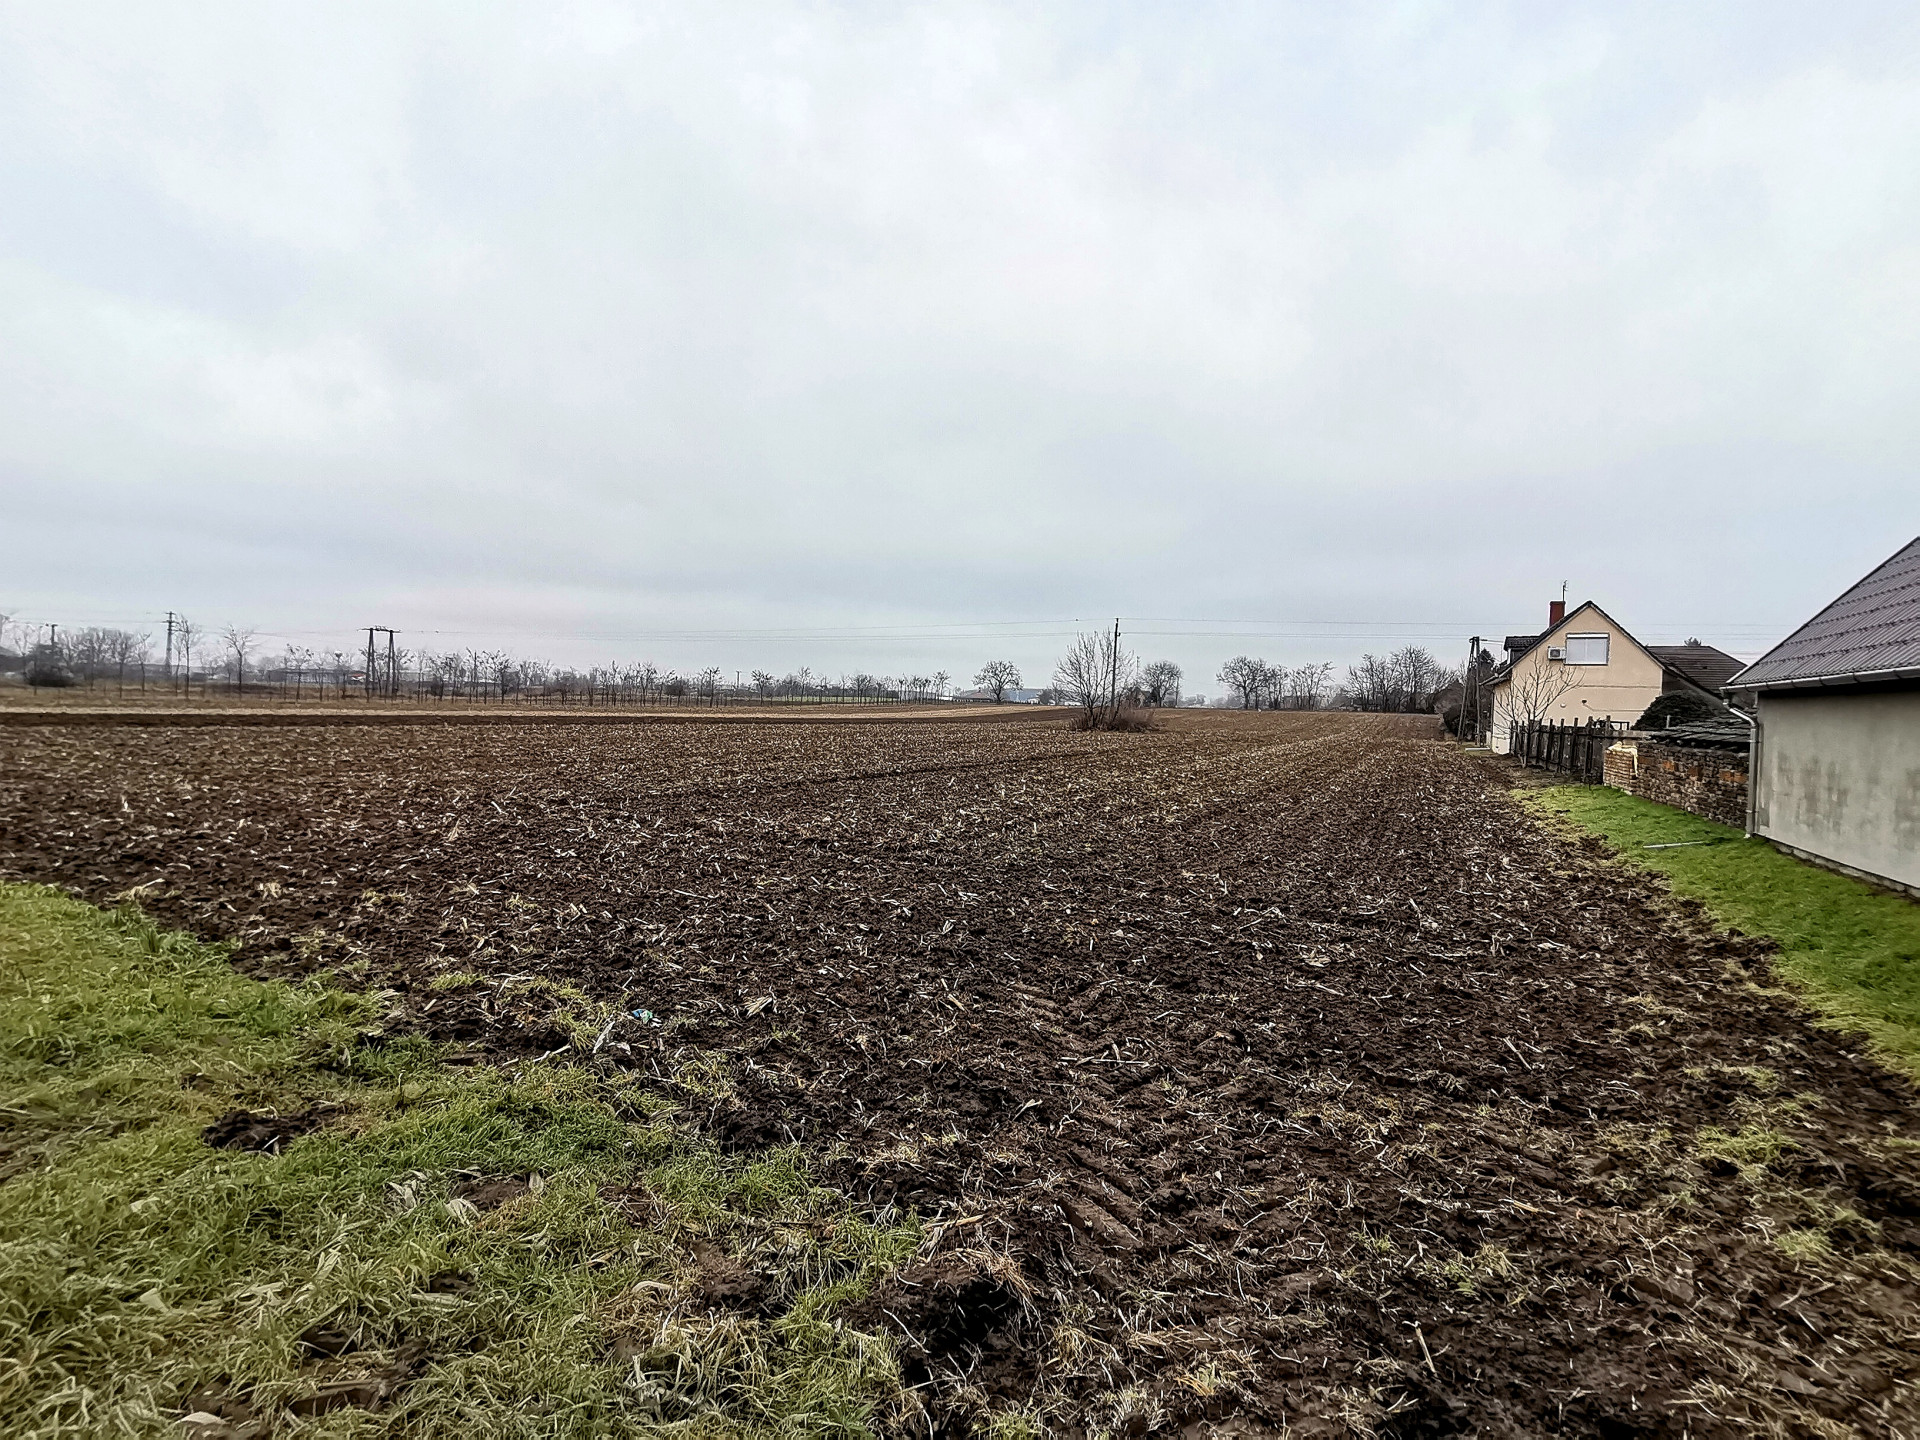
[3,2,1917,689]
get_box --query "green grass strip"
[1529,785,1920,1081]
[0,882,913,1438]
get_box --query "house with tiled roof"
[1726,536,1920,896]
[1486,599,1743,754]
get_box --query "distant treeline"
[0,620,956,703]
[4,620,1460,716]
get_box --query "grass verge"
[0,882,914,1439]
[1529,785,1920,1080]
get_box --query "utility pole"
[164,612,177,679]
[1477,638,1491,742]
[366,628,397,699]
[1110,616,1121,713]
[1462,636,1478,743]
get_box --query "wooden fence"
[1512,718,1624,784]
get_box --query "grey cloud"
[2,1,1917,688]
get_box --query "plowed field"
[4,711,1917,1436]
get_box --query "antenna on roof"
[1561,580,1568,606]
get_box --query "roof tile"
[1728,537,1920,689]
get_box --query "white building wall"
[1754,687,1920,895]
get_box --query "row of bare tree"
[1338,646,1460,713]
[1,619,251,687]
[5,614,1456,720]
[0,615,971,706]
[1213,657,1337,710]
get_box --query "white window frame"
[1564,633,1609,666]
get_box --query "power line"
[0,607,1794,657]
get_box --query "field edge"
[1521,782,1920,1084]
[0,880,918,1440]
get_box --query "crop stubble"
[3,711,1917,1436]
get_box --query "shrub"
[1637,691,1723,730]
[1069,702,1156,733]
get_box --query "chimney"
[1548,599,1566,628]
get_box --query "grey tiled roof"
[1647,644,1744,693]
[1645,717,1750,749]
[1727,536,1920,690]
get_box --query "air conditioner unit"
[1547,646,1566,661]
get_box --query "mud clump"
[452,1174,531,1211]
[200,1107,325,1153]
[844,1254,1028,1374]
[687,1239,768,1311]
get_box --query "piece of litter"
[590,1013,622,1054]
[631,1009,662,1026]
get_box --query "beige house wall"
[1489,604,1666,754]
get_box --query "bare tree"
[1288,661,1334,710]
[931,669,950,699]
[273,643,315,695]
[174,617,199,683]
[1054,628,1139,729]
[1053,635,1105,725]
[974,660,1022,703]
[1337,647,1447,712]
[219,626,257,691]
[61,627,152,685]
[1341,654,1393,711]
[1387,645,1443,712]
[1258,661,1288,709]
[66,627,111,681]
[1500,662,1585,729]
[1216,655,1268,709]
[1141,659,1183,707]
[751,669,776,700]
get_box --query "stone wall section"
[1603,742,1637,791]
[1603,739,1749,829]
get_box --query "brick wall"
[1603,742,1637,790]
[1604,739,1748,829]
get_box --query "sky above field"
[3,2,1918,689]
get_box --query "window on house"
[1564,633,1609,665]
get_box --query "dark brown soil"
[201,1107,326,1153]
[451,1174,533,1211]
[687,1238,769,1310]
[6,710,1919,1435]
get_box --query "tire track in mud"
[3,713,1918,1437]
